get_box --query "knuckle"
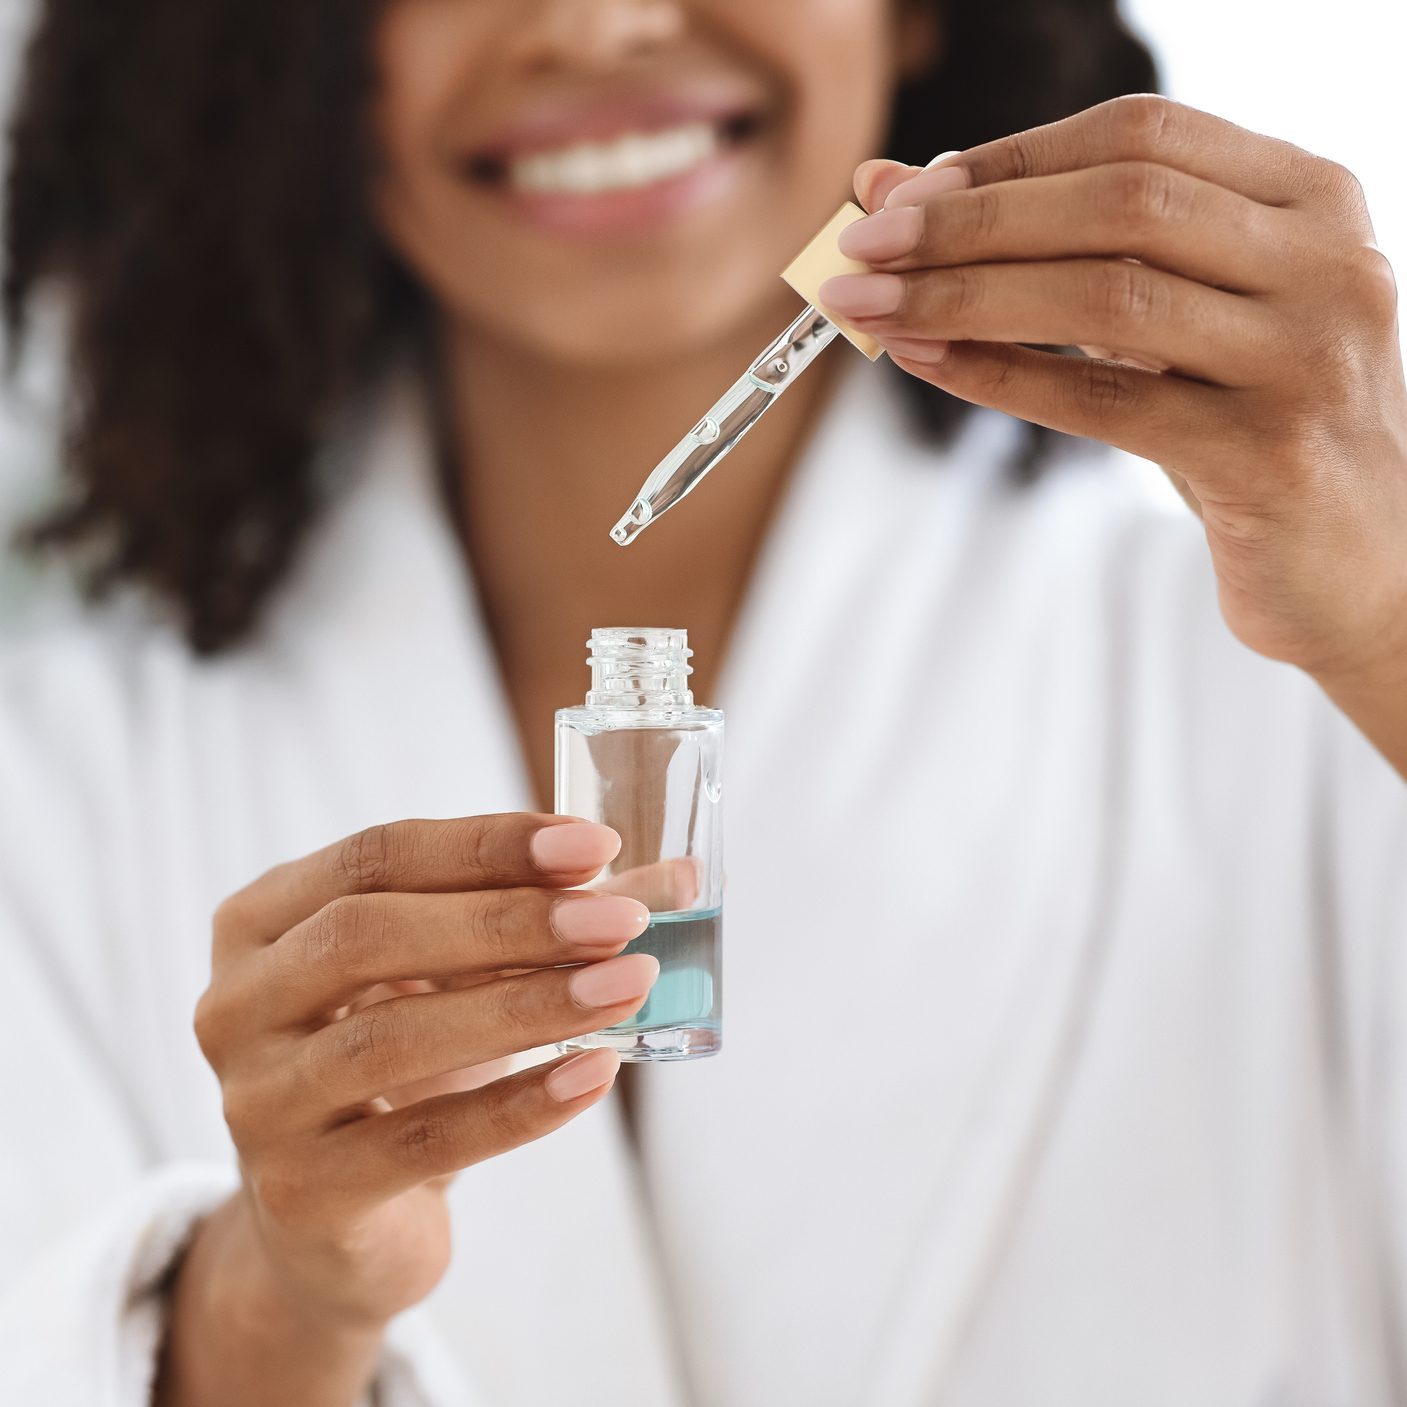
[1074,357,1131,416]
[193,987,230,1065]
[337,1003,408,1086]
[309,893,391,975]
[1074,360,1134,418]
[1313,156,1367,211]
[395,1109,457,1164]
[460,819,494,875]
[959,186,1003,246]
[212,891,253,945]
[1093,260,1163,328]
[1112,162,1186,231]
[305,896,355,971]
[335,823,398,892]
[1341,244,1399,323]
[441,815,497,882]
[938,265,985,324]
[476,1081,531,1153]
[1005,129,1038,182]
[1106,94,1179,152]
[482,977,546,1048]
[973,353,1023,399]
[465,886,516,958]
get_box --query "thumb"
[855,150,963,212]
[854,158,922,213]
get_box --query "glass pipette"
[608,152,958,547]
[608,302,841,547]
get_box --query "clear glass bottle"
[555,627,723,1061]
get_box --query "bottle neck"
[585,627,694,710]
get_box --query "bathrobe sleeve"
[0,1154,467,1407]
[1326,709,1407,1384]
[0,645,477,1407]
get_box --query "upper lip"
[465,81,768,165]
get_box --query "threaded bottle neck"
[585,627,694,710]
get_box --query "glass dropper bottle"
[555,628,724,1061]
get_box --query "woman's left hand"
[820,96,1407,747]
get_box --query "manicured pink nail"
[568,952,660,1009]
[878,336,952,366]
[884,163,970,210]
[531,822,621,874]
[838,205,923,263]
[551,894,650,947]
[818,273,905,319]
[545,1048,621,1103]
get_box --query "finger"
[855,158,923,213]
[259,887,651,1025]
[908,95,1371,231]
[845,163,1303,295]
[320,1048,623,1205]
[216,815,621,950]
[855,150,963,213]
[596,858,700,910]
[820,259,1280,386]
[296,955,659,1117]
[886,340,1222,466]
[869,336,955,366]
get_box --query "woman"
[1,0,1405,1403]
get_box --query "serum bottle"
[555,627,723,1061]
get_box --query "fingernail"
[925,149,963,168]
[817,273,904,319]
[551,894,650,947]
[878,336,952,366]
[837,205,923,263]
[568,952,660,1009]
[884,163,970,210]
[545,1048,621,1103]
[531,822,621,874]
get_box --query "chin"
[502,287,774,371]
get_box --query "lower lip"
[480,142,750,239]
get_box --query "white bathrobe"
[1,359,1405,1407]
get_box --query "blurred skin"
[163,4,1407,1406]
[373,0,922,366]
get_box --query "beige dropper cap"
[780,202,885,362]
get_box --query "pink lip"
[468,84,764,162]
[493,146,748,238]
[459,84,769,240]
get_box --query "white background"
[1125,0,1406,289]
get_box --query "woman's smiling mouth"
[461,94,768,236]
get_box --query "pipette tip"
[609,499,653,548]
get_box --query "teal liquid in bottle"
[555,628,723,1062]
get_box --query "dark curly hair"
[4,1,1157,654]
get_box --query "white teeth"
[509,121,722,196]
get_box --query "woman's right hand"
[166,813,655,1401]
